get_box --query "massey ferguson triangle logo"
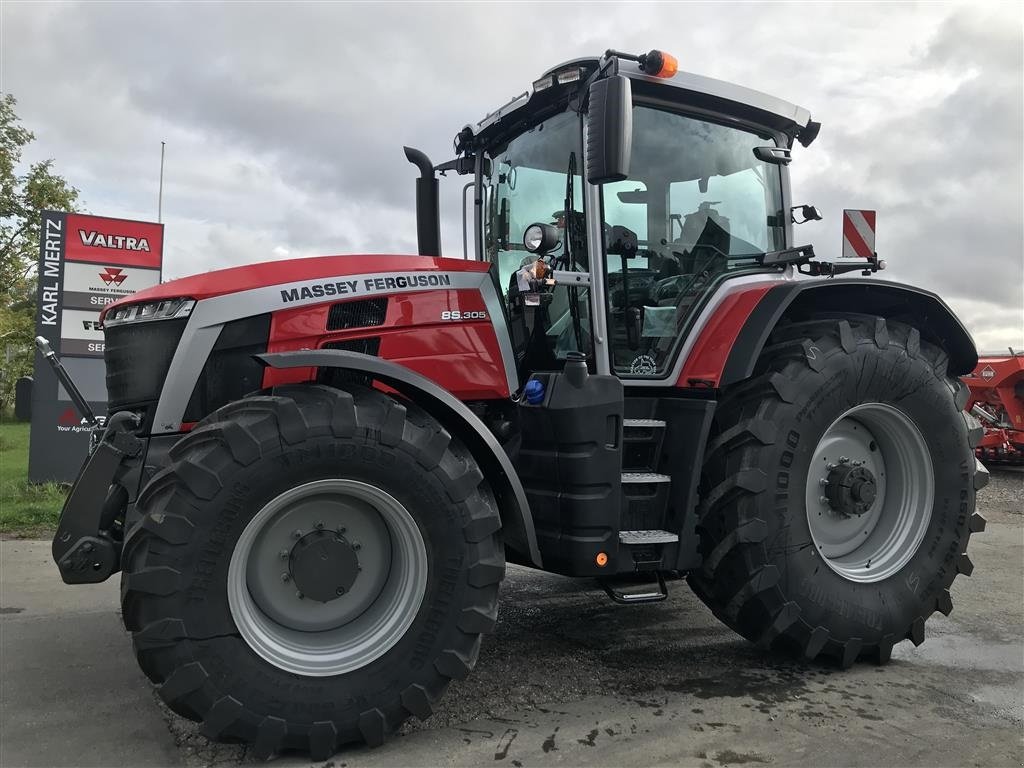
[79,229,151,252]
[57,407,80,426]
[99,267,126,286]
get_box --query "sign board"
[842,209,876,259]
[29,212,164,482]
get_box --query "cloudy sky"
[3,1,1021,350]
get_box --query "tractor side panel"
[674,285,773,388]
[262,288,511,399]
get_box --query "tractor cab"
[412,50,823,384]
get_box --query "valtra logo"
[78,229,151,252]
[99,267,127,286]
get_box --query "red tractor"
[964,351,1024,463]
[45,50,987,759]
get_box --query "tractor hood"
[101,254,489,321]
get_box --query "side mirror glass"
[585,75,632,184]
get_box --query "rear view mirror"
[585,75,632,184]
[616,189,648,204]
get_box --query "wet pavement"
[2,471,1021,768]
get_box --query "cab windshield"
[602,105,785,376]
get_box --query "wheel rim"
[805,403,934,583]
[227,479,428,676]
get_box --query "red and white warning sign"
[842,209,876,259]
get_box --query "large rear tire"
[689,315,986,667]
[121,384,504,758]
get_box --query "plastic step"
[619,529,679,544]
[622,421,667,473]
[621,472,671,483]
[621,472,672,531]
[623,418,667,429]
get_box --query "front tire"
[689,315,986,667]
[120,384,504,758]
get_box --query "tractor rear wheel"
[120,384,504,758]
[689,315,986,667]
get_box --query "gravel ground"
[159,467,1023,767]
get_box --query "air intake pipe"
[404,147,441,257]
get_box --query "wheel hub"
[289,530,360,603]
[228,479,428,675]
[824,461,877,517]
[805,403,934,583]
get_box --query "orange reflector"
[596,552,609,567]
[654,51,678,78]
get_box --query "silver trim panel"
[152,269,518,432]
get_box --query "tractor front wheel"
[689,315,986,666]
[120,384,504,758]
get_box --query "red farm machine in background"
[965,350,1024,464]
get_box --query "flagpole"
[158,141,166,223]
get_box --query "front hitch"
[52,411,143,584]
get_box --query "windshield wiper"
[760,245,815,265]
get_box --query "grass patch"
[0,420,66,537]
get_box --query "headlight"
[103,297,195,327]
[524,225,545,252]
[523,222,560,254]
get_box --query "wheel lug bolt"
[336,587,345,596]
[839,456,849,463]
[819,496,829,504]
[296,591,304,599]
[292,529,302,539]
[279,549,289,559]
[819,478,828,486]
[352,541,361,551]
[315,521,324,530]
[337,526,346,534]
[281,573,290,582]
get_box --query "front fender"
[721,278,979,386]
[257,349,542,568]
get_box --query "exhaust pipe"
[404,147,441,257]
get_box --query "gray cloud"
[2,1,1021,348]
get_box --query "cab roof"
[461,54,815,152]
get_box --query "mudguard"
[257,349,542,568]
[721,279,979,386]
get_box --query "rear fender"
[721,279,979,386]
[257,349,542,568]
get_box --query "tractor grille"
[326,298,387,331]
[183,314,271,423]
[318,337,381,388]
[105,318,189,426]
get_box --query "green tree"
[1,94,80,413]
